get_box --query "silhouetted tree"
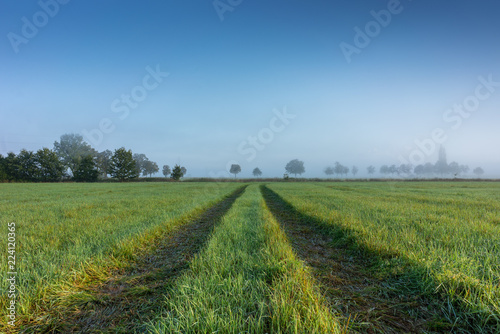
[252,167,262,177]
[230,164,241,178]
[285,159,305,177]
[324,166,334,177]
[367,165,376,176]
[162,165,171,177]
[143,160,159,177]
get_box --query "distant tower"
[436,146,448,175]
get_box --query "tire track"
[260,185,447,334]
[35,186,247,333]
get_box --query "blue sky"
[1,0,499,177]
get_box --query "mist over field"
[1,1,499,178]
[2,3,500,331]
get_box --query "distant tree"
[162,165,171,177]
[109,148,138,181]
[351,166,358,177]
[230,164,241,178]
[53,133,95,176]
[414,164,425,178]
[180,166,187,176]
[423,162,435,176]
[143,160,159,177]
[285,159,305,177]
[324,166,334,177]
[367,165,376,176]
[17,149,37,182]
[252,167,262,177]
[73,155,99,182]
[133,153,149,176]
[0,154,6,181]
[473,167,484,178]
[171,164,186,181]
[96,150,112,178]
[460,164,470,175]
[448,162,469,177]
[435,146,449,176]
[3,152,21,181]
[334,162,343,178]
[379,165,389,176]
[399,164,413,176]
[388,164,399,176]
[342,165,350,177]
[35,148,64,182]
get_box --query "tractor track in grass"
[261,185,446,334]
[35,186,247,334]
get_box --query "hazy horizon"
[2,1,499,178]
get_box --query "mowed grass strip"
[267,182,500,333]
[148,185,341,333]
[0,182,242,330]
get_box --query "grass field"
[1,181,499,333]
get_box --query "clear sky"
[1,0,499,177]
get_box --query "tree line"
[0,133,186,182]
[0,136,486,182]
[322,147,484,178]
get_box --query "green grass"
[2,181,499,332]
[0,182,241,328]
[148,184,341,333]
[266,181,500,332]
